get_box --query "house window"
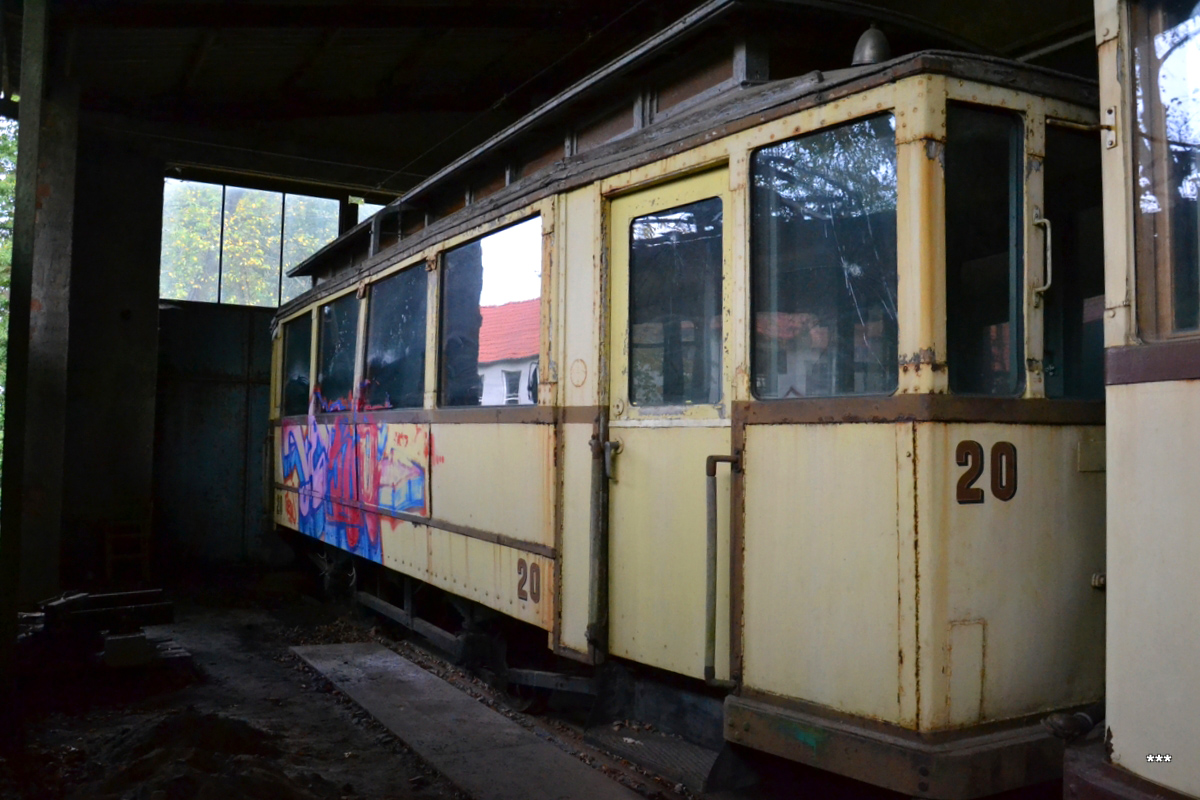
[440,217,542,407]
[750,114,898,399]
[503,370,522,404]
[159,179,339,307]
[1131,0,1200,337]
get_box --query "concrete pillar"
[0,0,79,686]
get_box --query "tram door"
[605,169,734,680]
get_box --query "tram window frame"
[438,216,543,408]
[361,264,428,410]
[316,291,361,412]
[748,113,900,400]
[281,313,313,417]
[1130,0,1200,339]
[944,102,1026,397]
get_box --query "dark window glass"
[1044,126,1105,399]
[1132,0,1200,334]
[750,115,898,398]
[282,314,312,416]
[362,267,427,409]
[946,104,1024,395]
[317,293,360,411]
[440,217,542,407]
[629,197,723,405]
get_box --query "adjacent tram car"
[270,4,1108,796]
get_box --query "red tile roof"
[479,298,540,363]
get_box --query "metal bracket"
[1103,106,1117,149]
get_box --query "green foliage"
[159,180,338,307]
[0,118,17,464]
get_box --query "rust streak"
[911,422,921,730]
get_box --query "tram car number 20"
[516,558,541,603]
[956,440,1018,504]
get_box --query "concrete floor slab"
[292,642,642,800]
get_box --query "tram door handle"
[1033,211,1052,307]
[603,440,623,481]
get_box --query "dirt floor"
[0,567,693,800]
[0,566,1064,800]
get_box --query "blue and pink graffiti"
[281,411,429,564]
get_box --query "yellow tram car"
[269,4,1109,796]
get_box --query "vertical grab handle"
[1033,212,1052,307]
[705,453,740,687]
[603,440,622,481]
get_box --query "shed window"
[281,314,313,416]
[362,266,427,409]
[1131,0,1200,336]
[440,217,542,407]
[317,293,360,412]
[945,104,1024,395]
[750,114,899,398]
[159,179,338,307]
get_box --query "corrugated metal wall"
[154,301,286,565]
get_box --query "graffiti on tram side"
[280,417,430,563]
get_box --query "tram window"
[1131,0,1200,336]
[1044,126,1105,399]
[317,292,360,411]
[362,266,427,409]
[440,217,542,407]
[628,197,724,406]
[281,314,312,416]
[750,115,898,399]
[946,104,1024,396]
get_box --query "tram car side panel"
[428,423,555,549]
[1106,383,1200,794]
[557,185,606,657]
[916,422,1106,729]
[741,422,910,724]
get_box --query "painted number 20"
[517,558,541,603]
[955,440,1017,504]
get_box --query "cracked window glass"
[362,266,427,409]
[750,114,898,399]
[317,292,360,412]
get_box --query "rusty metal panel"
[380,517,555,631]
[914,422,1106,731]
[607,425,732,680]
[741,423,906,724]
[429,422,555,548]
[558,422,595,653]
[1106,381,1200,797]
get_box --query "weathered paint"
[741,423,907,724]
[429,422,555,548]
[915,423,1106,729]
[604,168,735,680]
[558,422,595,654]
[1105,381,1200,796]
[606,424,733,679]
[379,517,555,630]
